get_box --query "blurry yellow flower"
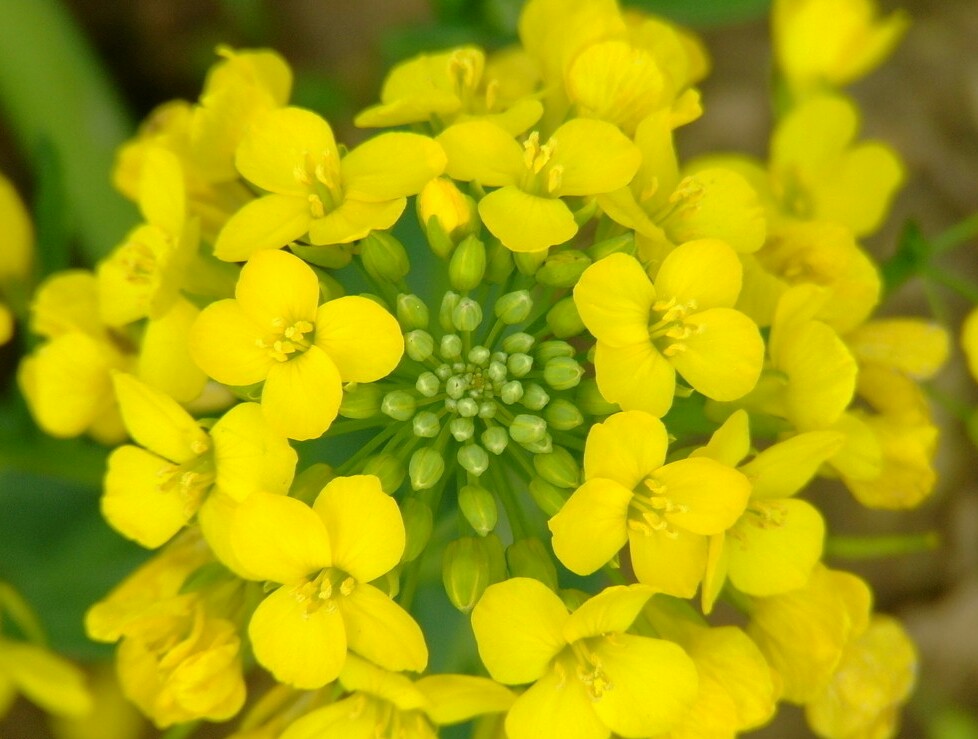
[472,578,698,739]
[0,638,92,720]
[0,172,33,283]
[961,306,978,383]
[190,250,404,440]
[49,664,147,739]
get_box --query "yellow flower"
[471,578,698,739]
[0,171,34,345]
[574,243,764,416]
[355,46,543,134]
[437,118,640,253]
[279,655,514,739]
[773,0,909,96]
[549,411,751,598]
[225,476,427,688]
[0,638,92,720]
[190,250,404,440]
[213,106,446,261]
[962,306,978,382]
[102,373,296,548]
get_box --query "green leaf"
[881,220,931,296]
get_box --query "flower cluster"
[5,0,953,737]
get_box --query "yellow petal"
[417,674,515,725]
[212,194,311,263]
[236,106,337,196]
[478,186,577,253]
[655,239,743,309]
[249,585,346,689]
[307,197,406,246]
[313,475,404,582]
[583,410,668,488]
[691,409,751,467]
[0,173,34,281]
[574,253,656,348]
[279,697,381,739]
[629,528,706,598]
[664,168,766,254]
[339,653,426,710]
[470,578,568,685]
[562,584,655,644]
[315,296,404,383]
[341,133,446,202]
[593,341,676,417]
[340,583,428,673]
[0,640,91,717]
[262,346,342,440]
[849,318,949,380]
[111,372,205,464]
[590,634,698,737]
[102,446,191,548]
[436,121,523,186]
[189,299,273,387]
[138,297,208,403]
[138,147,185,233]
[655,457,751,535]
[504,658,609,739]
[671,308,764,401]
[29,270,102,339]
[549,478,631,576]
[229,491,330,583]
[742,430,845,499]
[547,118,641,196]
[728,498,825,596]
[235,249,321,327]
[211,401,297,500]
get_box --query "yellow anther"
[189,439,209,456]
[522,132,541,170]
[662,343,687,357]
[639,176,660,204]
[669,176,705,204]
[484,77,499,111]
[308,193,326,219]
[547,165,564,194]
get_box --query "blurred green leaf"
[625,0,771,26]
[882,220,931,296]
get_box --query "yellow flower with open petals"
[574,241,764,416]
[226,476,427,689]
[190,250,403,440]
[549,411,751,598]
[437,118,640,252]
[472,579,698,739]
[214,106,446,261]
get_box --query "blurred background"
[0,0,976,737]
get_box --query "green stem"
[925,267,978,303]
[825,532,940,559]
[933,211,978,254]
[161,721,201,739]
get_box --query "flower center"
[520,132,563,196]
[627,476,687,537]
[648,297,700,358]
[295,150,343,217]
[156,447,215,518]
[260,318,315,362]
[294,566,356,616]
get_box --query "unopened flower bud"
[536,250,592,288]
[457,443,489,476]
[382,390,416,421]
[576,378,619,416]
[362,453,406,494]
[450,417,475,442]
[509,414,547,444]
[409,447,445,490]
[545,398,584,430]
[291,242,354,270]
[546,296,586,338]
[416,372,440,397]
[401,497,432,562]
[405,329,434,362]
[533,446,581,489]
[514,249,548,276]
[502,332,535,354]
[452,297,483,332]
[507,353,533,378]
[522,433,553,454]
[507,538,558,590]
[443,537,491,613]
[587,232,635,261]
[339,383,382,419]
[449,235,487,291]
[439,291,460,332]
[543,356,584,390]
[482,426,509,455]
[440,333,463,359]
[418,177,475,257]
[468,345,490,365]
[360,231,409,283]
[478,401,496,419]
[396,293,429,330]
[528,476,569,517]
[494,290,533,324]
[458,484,497,535]
[521,383,550,411]
[318,272,346,301]
[484,238,515,283]
[290,463,335,505]
[457,398,479,417]
[536,340,575,363]
[499,380,524,405]
[413,410,440,438]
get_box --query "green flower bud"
[468,345,490,366]
[450,417,475,442]
[573,197,600,226]
[545,398,584,430]
[439,291,460,332]
[449,235,487,291]
[576,378,619,416]
[533,446,581,489]
[396,293,429,330]
[362,453,406,494]
[513,248,548,276]
[494,290,533,324]
[458,484,497,536]
[290,242,354,269]
[478,401,497,419]
[290,463,335,505]
[501,332,535,354]
[543,356,584,391]
[422,213,456,259]
[587,232,635,261]
[559,588,591,613]
[318,272,346,302]
[457,398,479,417]
[413,410,441,438]
[507,353,533,378]
[521,433,553,454]
[528,476,569,517]
[440,333,463,359]
[339,383,382,419]
[452,297,483,332]
[484,238,514,283]
[360,232,410,283]
[499,380,524,405]
[507,538,558,590]
[226,382,264,403]
[445,375,467,399]
[443,537,490,613]
[401,497,433,562]
[418,177,476,256]
[536,250,592,288]
[416,371,440,397]
[521,383,550,411]
[457,443,489,476]
[509,414,547,444]
[409,447,445,490]
[482,426,509,455]
[487,361,507,384]
[535,340,575,363]
[546,296,586,338]
[381,390,416,421]
[405,329,434,362]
